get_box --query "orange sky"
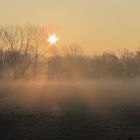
[0,0,140,54]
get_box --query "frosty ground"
[0,80,140,140]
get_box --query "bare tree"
[63,44,83,57]
[0,28,5,77]
[29,26,49,79]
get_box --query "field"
[0,80,140,140]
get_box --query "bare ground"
[0,80,140,140]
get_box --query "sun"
[47,34,59,45]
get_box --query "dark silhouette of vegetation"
[0,25,140,80]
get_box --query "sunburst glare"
[47,34,59,45]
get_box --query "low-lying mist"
[0,79,140,115]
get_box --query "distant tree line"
[0,25,140,80]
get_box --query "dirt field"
[0,80,140,140]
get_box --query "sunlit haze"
[0,0,140,53]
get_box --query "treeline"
[47,48,140,80]
[0,25,140,80]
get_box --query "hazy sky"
[0,0,140,53]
